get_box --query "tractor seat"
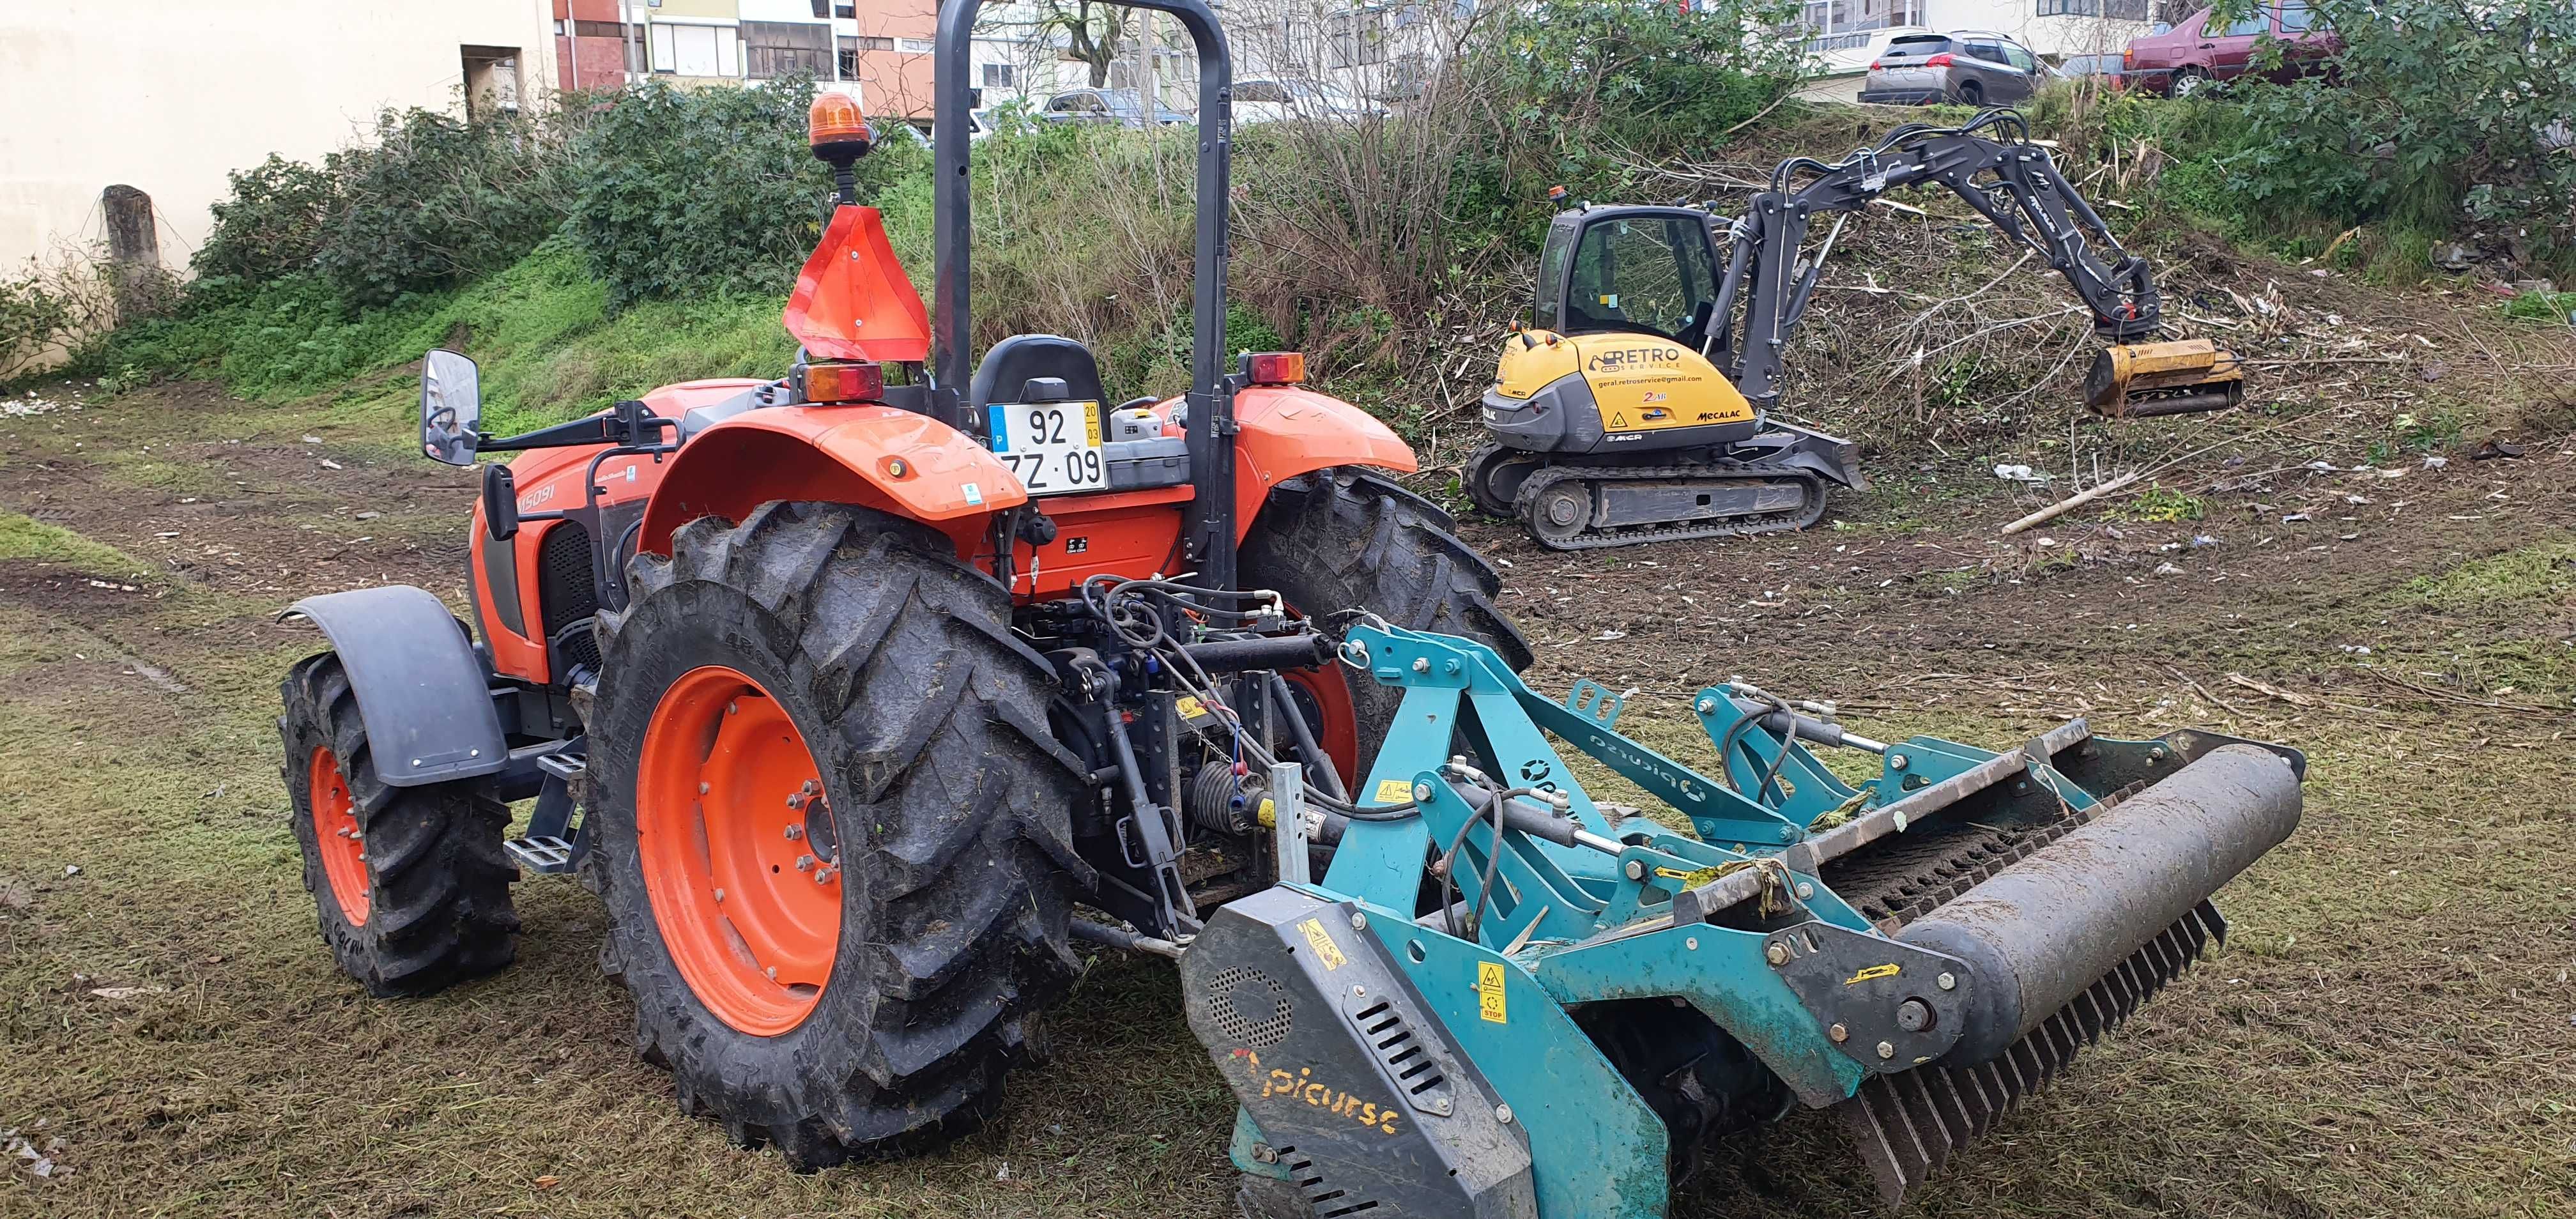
[971,333,1189,493]
[970,334,1105,409]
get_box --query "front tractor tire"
[278,654,520,997]
[585,502,1091,1169]
[1242,468,1533,784]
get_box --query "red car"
[2124,3,2341,96]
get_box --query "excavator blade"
[2085,339,2245,418]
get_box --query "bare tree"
[1028,0,1131,88]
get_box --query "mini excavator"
[1468,109,2244,549]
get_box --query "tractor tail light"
[1241,351,1306,385]
[2122,47,2135,68]
[1925,52,1954,66]
[808,93,873,160]
[802,360,886,404]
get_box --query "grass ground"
[4,276,2573,1218]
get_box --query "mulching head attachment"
[1184,627,2306,1218]
[2086,338,2245,417]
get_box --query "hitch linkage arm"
[1713,109,2159,408]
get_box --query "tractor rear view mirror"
[421,349,482,466]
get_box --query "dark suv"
[1861,31,2051,106]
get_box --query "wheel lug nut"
[766,966,778,980]
[796,854,815,871]
[698,782,710,795]
[785,824,804,840]
[713,888,725,902]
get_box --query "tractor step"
[1837,900,2227,1206]
[504,836,578,874]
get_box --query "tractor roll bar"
[934,0,1241,590]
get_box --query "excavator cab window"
[1533,222,1574,334]
[1557,212,1721,348]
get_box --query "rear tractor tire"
[279,653,520,997]
[584,501,1091,1169]
[1241,468,1532,785]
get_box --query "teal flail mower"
[1181,624,2306,1218]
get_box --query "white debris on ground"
[4,1124,64,1179]
[3,389,82,418]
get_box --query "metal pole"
[1269,761,1310,885]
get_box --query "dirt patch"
[4,322,2574,1218]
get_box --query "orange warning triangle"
[1611,411,1630,429]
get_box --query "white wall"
[0,0,558,274]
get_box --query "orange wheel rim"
[309,747,370,925]
[637,666,839,1036]
[1280,665,1361,792]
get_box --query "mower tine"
[1892,1072,1960,1172]
[1920,1068,1981,1142]
[1945,1065,2001,1137]
[2196,900,2230,947]
[1837,1077,1931,1208]
[1977,1059,2023,1116]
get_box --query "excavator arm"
[1709,109,2184,410]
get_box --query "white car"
[1233,78,1381,124]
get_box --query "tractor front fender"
[636,406,1028,558]
[1230,385,1417,526]
[282,585,507,787]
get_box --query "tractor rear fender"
[1229,385,1418,526]
[282,585,507,788]
[635,406,1029,558]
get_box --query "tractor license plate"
[988,401,1107,496]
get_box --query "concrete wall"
[1,1,559,275]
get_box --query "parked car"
[1860,31,2051,106]
[2122,4,2340,96]
[1038,88,1189,127]
[1233,78,1382,124]
[2054,52,2129,88]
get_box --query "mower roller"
[270,0,2304,1208]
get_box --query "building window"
[2106,0,2147,16]
[981,62,1015,88]
[2035,0,2099,15]
[839,34,894,78]
[1328,8,1387,68]
[836,4,855,16]
[896,36,935,53]
[652,23,734,76]
[745,20,833,79]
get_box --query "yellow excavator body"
[1493,329,1755,436]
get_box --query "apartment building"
[1,0,559,273]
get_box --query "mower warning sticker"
[1297,919,1348,971]
[1843,963,1900,986]
[1372,778,1415,805]
[1475,961,1508,1023]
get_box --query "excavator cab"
[1537,206,1725,351]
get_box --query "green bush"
[2129,0,2576,273]
[190,107,580,309]
[195,156,344,283]
[565,77,927,310]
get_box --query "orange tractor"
[280,0,1522,1168]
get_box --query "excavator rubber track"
[1508,462,1827,550]
[1821,779,2233,1207]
